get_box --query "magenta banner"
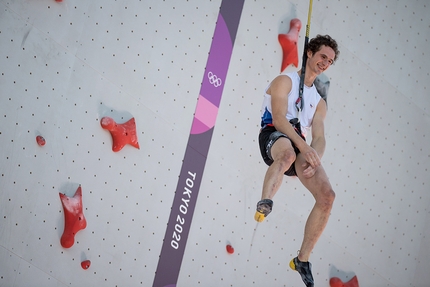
[152,1,245,286]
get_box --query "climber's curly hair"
[307,34,340,63]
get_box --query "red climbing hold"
[36,135,46,146]
[226,244,234,254]
[59,186,87,248]
[100,116,140,152]
[81,260,91,270]
[278,18,302,72]
[329,275,359,287]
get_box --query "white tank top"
[260,72,321,137]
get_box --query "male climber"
[256,34,340,286]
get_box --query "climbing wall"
[0,0,429,286]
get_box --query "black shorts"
[258,125,304,176]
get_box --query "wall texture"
[1,0,429,286]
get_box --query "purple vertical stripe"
[152,1,244,287]
[200,14,231,107]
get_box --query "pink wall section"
[192,95,219,134]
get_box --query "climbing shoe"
[289,256,314,287]
[254,199,273,222]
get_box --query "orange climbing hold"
[226,244,234,254]
[81,260,91,270]
[36,135,46,146]
[278,18,301,72]
[330,275,359,287]
[59,186,87,248]
[100,116,140,152]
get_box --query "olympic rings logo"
[207,71,222,87]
